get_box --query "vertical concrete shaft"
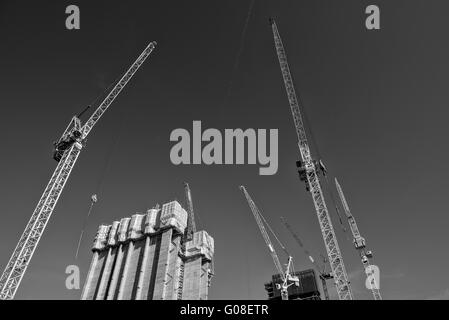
[106,244,128,300]
[175,257,184,300]
[117,240,144,299]
[135,236,156,300]
[152,228,173,300]
[95,247,117,300]
[80,251,107,300]
[117,241,134,299]
[199,261,211,300]
[182,257,202,300]
[163,235,181,300]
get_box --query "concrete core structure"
[81,200,214,300]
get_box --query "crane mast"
[335,178,382,300]
[184,182,197,241]
[0,41,157,300]
[269,18,353,300]
[240,186,298,300]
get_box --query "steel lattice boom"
[269,18,353,300]
[335,178,382,300]
[184,182,197,241]
[0,41,157,300]
[240,186,298,300]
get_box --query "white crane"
[280,217,333,300]
[335,178,382,300]
[269,18,353,300]
[240,186,298,300]
[0,41,157,300]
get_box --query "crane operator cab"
[296,159,327,191]
[296,160,311,191]
[52,116,83,162]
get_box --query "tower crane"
[335,178,382,300]
[182,182,214,283]
[0,41,157,300]
[184,182,197,241]
[240,186,299,300]
[280,217,333,300]
[269,18,353,300]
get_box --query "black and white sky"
[1,0,449,300]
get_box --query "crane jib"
[269,19,353,300]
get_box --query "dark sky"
[1,0,449,300]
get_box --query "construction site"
[0,20,381,301]
[1,1,447,302]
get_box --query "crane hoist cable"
[75,69,126,123]
[74,72,131,260]
[258,209,290,258]
[280,216,333,300]
[75,194,98,259]
[221,0,255,109]
[280,216,321,271]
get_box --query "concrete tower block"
[145,208,160,234]
[185,230,214,261]
[81,200,215,300]
[92,224,111,251]
[107,221,120,246]
[160,201,187,234]
[128,214,145,240]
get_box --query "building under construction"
[81,200,214,300]
[264,269,321,300]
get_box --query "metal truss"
[270,19,353,300]
[0,144,81,299]
[0,41,157,299]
